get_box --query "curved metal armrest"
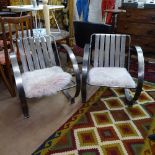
[132,46,144,100]
[9,52,26,100]
[60,44,81,97]
[133,46,144,83]
[82,44,91,85]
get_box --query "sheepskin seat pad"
[22,66,72,98]
[88,67,136,88]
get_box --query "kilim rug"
[141,116,155,155]
[130,57,155,83]
[33,82,155,155]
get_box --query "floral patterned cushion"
[58,44,84,57]
[72,45,84,57]
[0,50,5,64]
[0,40,11,64]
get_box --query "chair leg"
[81,85,87,103]
[19,97,29,118]
[17,86,29,118]
[125,88,141,106]
[0,65,16,97]
[22,105,29,118]
[62,90,75,104]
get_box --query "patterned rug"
[130,57,155,83]
[141,116,155,155]
[33,82,155,155]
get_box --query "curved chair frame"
[125,46,144,105]
[82,34,144,106]
[9,35,81,118]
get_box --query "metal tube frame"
[81,44,91,103]
[9,52,29,118]
[60,44,81,103]
[125,46,144,106]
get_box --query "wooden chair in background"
[0,15,33,97]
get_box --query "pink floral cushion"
[0,40,4,51]
[58,44,84,57]
[0,50,5,64]
[72,45,84,57]
[0,40,11,64]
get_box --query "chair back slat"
[35,38,46,69]
[115,35,121,67]
[28,37,40,70]
[23,38,35,71]
[120,35,126,67]
[17,39,29,72]
[91,34,129,68]
[110,35,115,67]
[45,36,56,66]
[18,36,58,72]
[20,21,24,38]
[104,34,110,67]
[94,35,100,67]
[40,37,52,67]
[99,35,105,67]
[25,21,29,37]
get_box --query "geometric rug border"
[32,87,106,155]
[32,81,155,155]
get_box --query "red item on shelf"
[101,0,115,24]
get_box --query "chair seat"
[88,67,136,88]
[22,66,72,98]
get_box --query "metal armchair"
[82,34,144,106]
[9,35,81,118]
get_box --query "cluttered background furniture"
[9,35,80,117]
[82,34,144,106]
[117,8,155,57]
[0,14,33,97]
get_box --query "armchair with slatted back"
[9,35,80,118]
[82,34,144,106]
[0,15,33,97]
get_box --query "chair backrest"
[0,15,33,54]
[73,21,112,48]
[18,35,60,73]
[91,34,131,68]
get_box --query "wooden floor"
[0,79,97,155]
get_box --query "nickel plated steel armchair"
[9,35,81,118]
[82,33,144,106]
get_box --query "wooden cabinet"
[117,8,155,56]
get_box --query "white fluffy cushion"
[22,66,72,98]
[88,67,136,88]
